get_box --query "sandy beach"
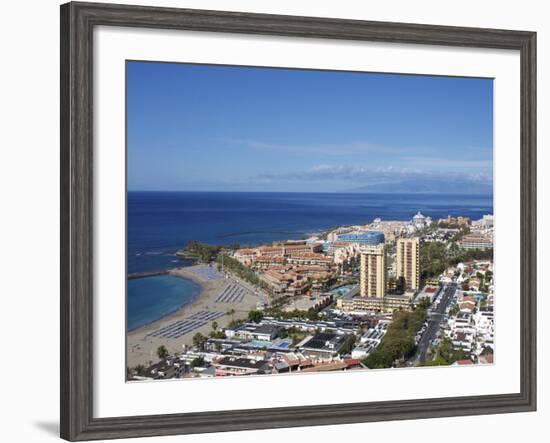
[126,264,261,368]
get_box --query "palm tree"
[193,332,207,350]
[227,308,235,322]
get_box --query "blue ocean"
[127,191,492,330]
[127,275,202,331]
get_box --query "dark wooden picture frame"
[60,2,537,441]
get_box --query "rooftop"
[215,357,268,369]
[253,324,279,335]
[300,333,347,351]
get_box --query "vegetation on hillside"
[420,240,493,282]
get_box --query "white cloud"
[255,163,493,193]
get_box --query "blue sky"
[127,61,493,194]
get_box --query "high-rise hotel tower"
[360,244,386,298]
[396,237,420,291]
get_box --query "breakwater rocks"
[127,270,169,280]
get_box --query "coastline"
[127,273,202,333]
[126,264,259,368]
[128,192,493,275]
[127,266,214,336]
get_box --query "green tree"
[420,238,493,285]
[227,308,235,321]
[192,332,208,350]
[190,356,205,368]
[248,310,264,323]
[179,241,222,263]
[417,297,431,310]
[228,318,245,329]
[364,348,395,368]
[216,253,264,287]
[209,330,225,339]
[340,334,357,355]
[363,307,427,369]
[156,345,169,360]
[450,304,460,316]
[278,329,289,339]
[305,308,319,321]
[429,337,468,365]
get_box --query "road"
[407,282,457,365]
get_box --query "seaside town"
[127,212,495,381]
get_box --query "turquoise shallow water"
[127,275,202,332]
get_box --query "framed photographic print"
[60,1,537,441]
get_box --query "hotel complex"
[339,236,419,314]
[218,211,491,318]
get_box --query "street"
[407,282,457,365]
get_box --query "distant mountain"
[348,178,493,195]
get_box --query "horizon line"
[127,189,494,196]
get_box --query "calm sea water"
[128,191,493,274]
[127,191,492,329]
[127,274,202,331]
